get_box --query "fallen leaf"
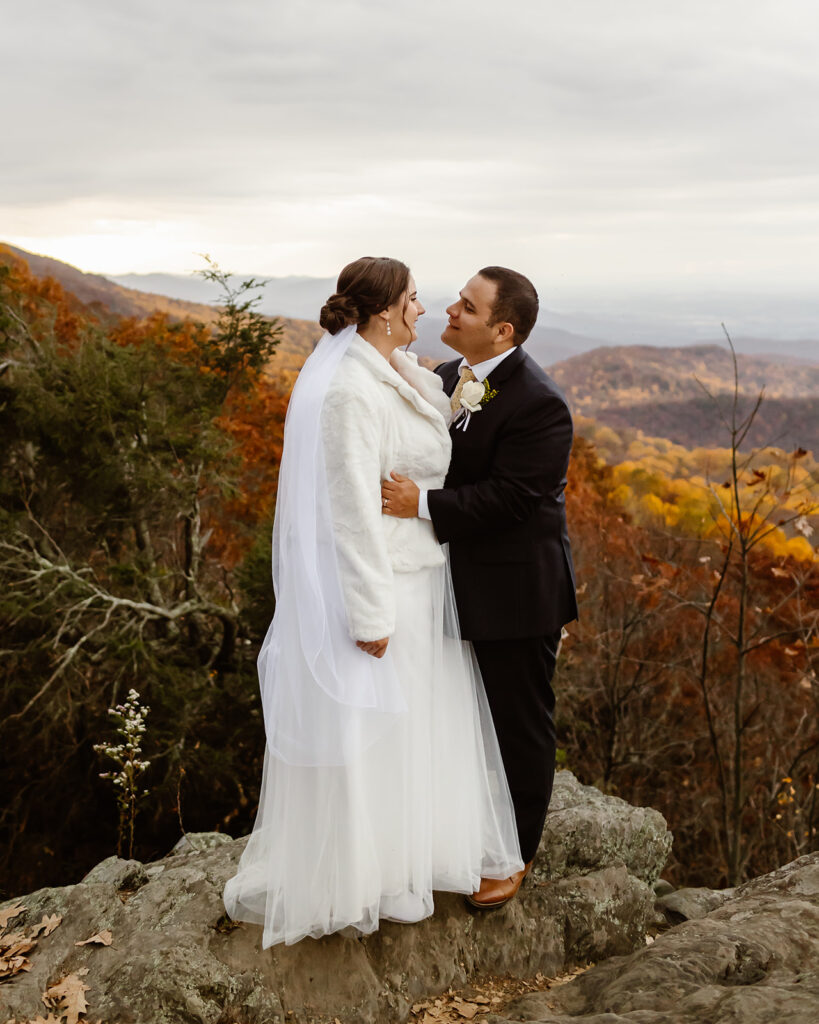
[452,1000,479,1019]
[0,905,25,930]
[0,954,33,978]
[2,935,37,957]
[42,973,90,1024]
[74,930,113,947]
[31,915,62,939]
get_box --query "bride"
[223,256,522,946]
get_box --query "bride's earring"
[386,319,392,337]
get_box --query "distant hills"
[109,268,819,362]
[579,393,819,454]
[551,344,819,407]
[11,247,817,360]
[3,245,220,323]
[111,271,602,364]
[4,244,818,454]
[0,244,322,374]
[111,270,337,322]
[550,344,819,454]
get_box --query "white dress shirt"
[417,347,517,519]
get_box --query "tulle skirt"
[223,562,523,947]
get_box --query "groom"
[381,266,577,908]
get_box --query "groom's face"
[442,275,507,362]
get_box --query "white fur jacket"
[320,335,452,642]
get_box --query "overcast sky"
[2,0,818,308]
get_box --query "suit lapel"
[436,358,461,398]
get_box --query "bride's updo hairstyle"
[320,257,410,335]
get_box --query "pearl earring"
[386,320,391,337]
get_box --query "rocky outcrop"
[496,851,819,1024]
[0,771,670,1024]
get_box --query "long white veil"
[259,324,406,766]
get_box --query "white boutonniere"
[453,377,499,431]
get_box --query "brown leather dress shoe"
[466,860,534,910]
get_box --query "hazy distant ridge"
[111,270,819,362]
[4,244,818,455]
[549,344,819,453]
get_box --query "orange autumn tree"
[559,338,818,887]
[0,254,285,895]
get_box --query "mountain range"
[549,345,819,454]
[4,244,818,454]
[111,268,818,363]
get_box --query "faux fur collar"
[348,335,449,427]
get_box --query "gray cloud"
[2,0,818,302]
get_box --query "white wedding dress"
[223,330,522,947]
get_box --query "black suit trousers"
[472,629,562,863]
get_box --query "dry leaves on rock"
[1,909,63,981]
[32,917,62,940]
[0,905,26,930]
[42,970,91,1024]
[4,1015,64,1024]
[2,909,107,1024]
[409,967,593,1024]
[73,932,113,948]
[3,970,102,1024]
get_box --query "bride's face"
[387,275,424,345]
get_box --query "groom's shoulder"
[516,349,570,408]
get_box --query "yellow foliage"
[578,416,817,563]
[609,483,634,507]
[786,536,816,562]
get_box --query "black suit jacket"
[427,347,578,641]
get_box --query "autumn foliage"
[562,433,818,886]
[0,253,285,896]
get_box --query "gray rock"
[536,772,673,886]
[169,831,235,857]
[498,852,819,1024]
[0,771,670,1024]
[652,878,675,897]
[657,885,734,924]
[81,856,148,891]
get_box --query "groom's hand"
[381,471,419,518]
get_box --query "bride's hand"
[356,637,389,659]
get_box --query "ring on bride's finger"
[382,497,389,507]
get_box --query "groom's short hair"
[478,266,539,345]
